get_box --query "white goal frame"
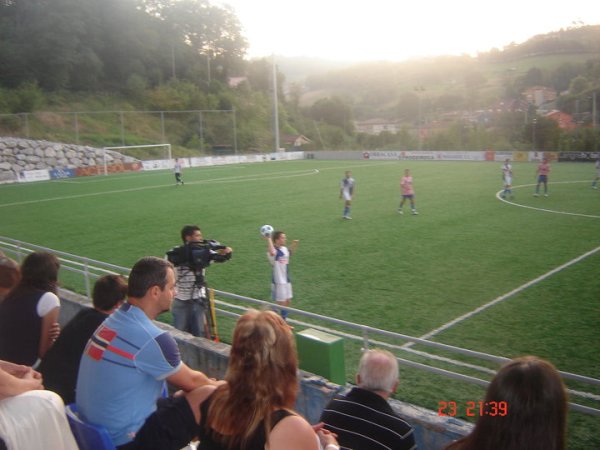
[102,144,172,175]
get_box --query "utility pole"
[415,86,425,151]
[532,117,536,152]
[593,92,597,130]
[593,92,598,152]
[206,51,211,85]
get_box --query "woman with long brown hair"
[445,355,568,450]
[0,252,61,367]
[193,309,339,450]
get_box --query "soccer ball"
[260,224,274,237]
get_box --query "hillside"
[294,26,600,120]
[1,24,599,154]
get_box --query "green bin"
[295,328,345,385]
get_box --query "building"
[282,134,311,150]
[355,118,401,135]
[523,86,557,107]
[544,110,576,130]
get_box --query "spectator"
[195,309,339,450]
[0,252,61,367]
[0,254,20,303]
[320,349,416,450]
[444,356,567,450]
[0,359,78,450]
[39,274,127,404]
[76,256,217,450]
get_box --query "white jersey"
[340,177,355,200]
[268,246,290,285]
[502,163,512,184]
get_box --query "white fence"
[1,236,598,416]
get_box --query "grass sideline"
[1,159,599,448]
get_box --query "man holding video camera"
[166,225,232,337]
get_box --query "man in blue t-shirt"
[76,257,218,450]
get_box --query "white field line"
[0,169,320,208]
[496,180,600,219]
[55,164,251,184]
[51,160,393,185]
[404,245,600,347]
[0,160,401,208]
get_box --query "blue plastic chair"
[65,403,116,450]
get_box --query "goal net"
[102,144,172,175]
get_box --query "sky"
[214,0,600,62]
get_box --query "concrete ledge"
[58,288,472,449]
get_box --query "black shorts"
[117,395,197,450]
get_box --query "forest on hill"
[1,0,599,153]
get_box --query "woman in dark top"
[0,252,61,367]
[194,309,339,450]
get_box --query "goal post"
[102,143,172,175]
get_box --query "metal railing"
[1,236,598,416]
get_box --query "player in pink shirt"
[398,169,418,215]
[534,158,551,197]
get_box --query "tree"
[569,76,589,95]
[162,0,246,82]
[525,116,560,151]
[308,97,354,134]
[520,67,545,88]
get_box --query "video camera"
[166,239,232,272]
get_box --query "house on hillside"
[544,110,576,130]
[228,76,247,88]
[282,134,311,150]
[355,118,401,135]
[489,99,529,113]
[523,86,557,107]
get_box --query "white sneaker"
[544,194,548,197]
[398,209,403,215]
[412,210,418,215]
[343,215,352,220]
[533,193,539,197]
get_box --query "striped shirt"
[537,161,551,176]
[400,176,414,196]
[320,387,416,450]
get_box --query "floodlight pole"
[272,54,280,152]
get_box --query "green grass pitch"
[1,159,599,448]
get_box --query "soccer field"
[1,159,599,448]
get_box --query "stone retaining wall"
[0,137,134,183]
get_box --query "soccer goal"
[102,143,172,175]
